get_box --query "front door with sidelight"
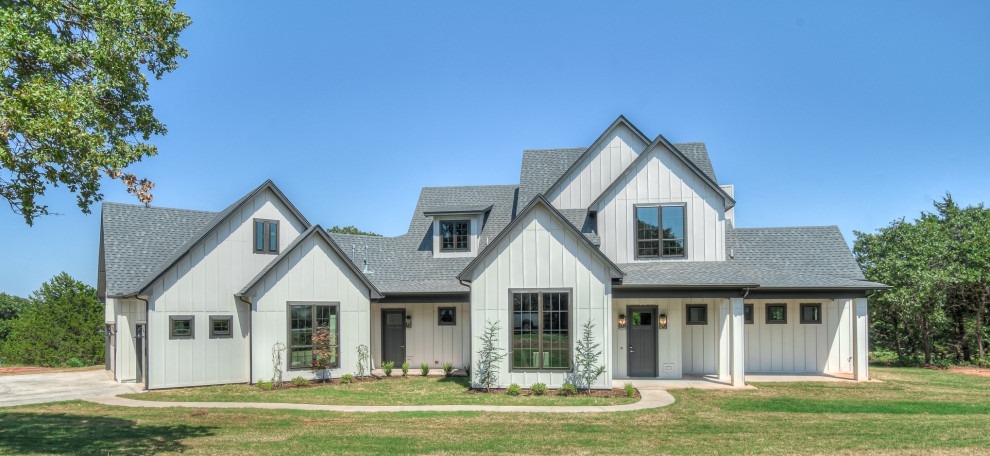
[627,306,658,377]
[381,309,406,366]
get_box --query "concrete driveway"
[0,369,143,407]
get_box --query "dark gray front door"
[135,324,146,383]
[627,306,658,377]
[381,309,406,366]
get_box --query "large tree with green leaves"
[0,272,104,366]
[0,0,191,224]
[0,292,30,341]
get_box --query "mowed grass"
[0,367,987,455]
[121,376,638,406]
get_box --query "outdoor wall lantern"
[618,313,627,329]
[405,315,412,328]
[658,313,668,329]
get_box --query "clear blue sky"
[3,1,989,298]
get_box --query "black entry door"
[627,306,658,377]
[381,309,406,366]
[135,324,146,383]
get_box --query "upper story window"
[254,219,279,254]
[439,220,469,252]
[634,205,685,259]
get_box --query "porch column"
[730,297,745,387]
[717,301,731,381]
[853,297,869,381]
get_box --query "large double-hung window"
[635,205,686,258]
[288,303,338,369]
[510,290,570,370]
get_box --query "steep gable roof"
[588,135,736,212]
[114,180,311,297]
[238,224,382,299]
[101,203,217,298]
[458,195,623,281]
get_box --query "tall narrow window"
[288,303,338,369]
[439,220,470,251]
[510,290,570,370]
[253,219,279,254]
[744,304,754,324]
[634,205,685,259]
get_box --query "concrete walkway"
[1,370,144,407]
[85,387,674,413]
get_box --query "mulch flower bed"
[465,387,639,398]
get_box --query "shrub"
[382,361,394,377]
[442,362,453,377]
[933,359,952,369]
[290,376,309,387]
[259,381,273,391]
[420,362,430,376]
[340,374,354,384]
[475,320,506,391]
[355,344,370,377]
[530,383,548,396]
[464,364,471,377]
[574,320,606,390]
[271,342,286,387]
[624,382,635,397]
[557,382,577,396]
[401,361,410,376]
[507,383,521,396]
[311,325,336,380]
[65,357,85,368]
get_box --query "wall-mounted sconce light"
[658,313,668,329]
[405,315,412,328]
[618,313,627,330]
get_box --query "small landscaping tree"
[271,342,286,387]
[574,320,607,391]
[355,344,369,377]
[311,325,337,381]
[475,320,505,391]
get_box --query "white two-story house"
[100,115,887,389]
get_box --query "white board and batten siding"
[145,188,306,389]
[249,234,372,382]
[547,123,648,210]
[596,143,726,263]
[467,204,614,389]
[743,300,853,374]
[370,302,471,369]
[111,298,146,382]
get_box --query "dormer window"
[254,219,279,254]
[439,220,469,251]
[634,204,685,259]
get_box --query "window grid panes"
[439,220,469,251]
[686,304,707,325]
[289,304,338,369]
[511,291,570,370]
[800,303,821,324]
[766,304,787,324]
[212,318,230,336]
[635,205,685,258]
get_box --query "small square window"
[170,316,194,339]
[438,307,456,326]
[766,304,787,324]
[800,303,822,324]
[439,220,470,251]
[210,315,233,339]
[685,304,707,325]
[744,304,754,324]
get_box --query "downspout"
[238,295,253,385]
[741,287,751,299]
[134,294,150,391]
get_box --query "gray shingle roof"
[422,204,493,216]
[619,262,884,288]
[726,225,867,281]
[329,185,519,294]
[673,142,717,184]
[517,148,585,209]
[101,202,217,297]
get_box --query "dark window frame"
[287,302,340,371]
[508,288,573,372]
[169,315,194,340]
[800,303,822,324]
[438,219,471,252]
[744,303,754,325]
[633,203,687,259]
[253,218,280,254]
[437,307,456,326]
[685,304,708,325]
[765,303,787,324]
[209,315,233,339]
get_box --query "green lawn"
[0,367,988,455]
[121,376,637,406]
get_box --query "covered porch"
[611,291,870,386]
